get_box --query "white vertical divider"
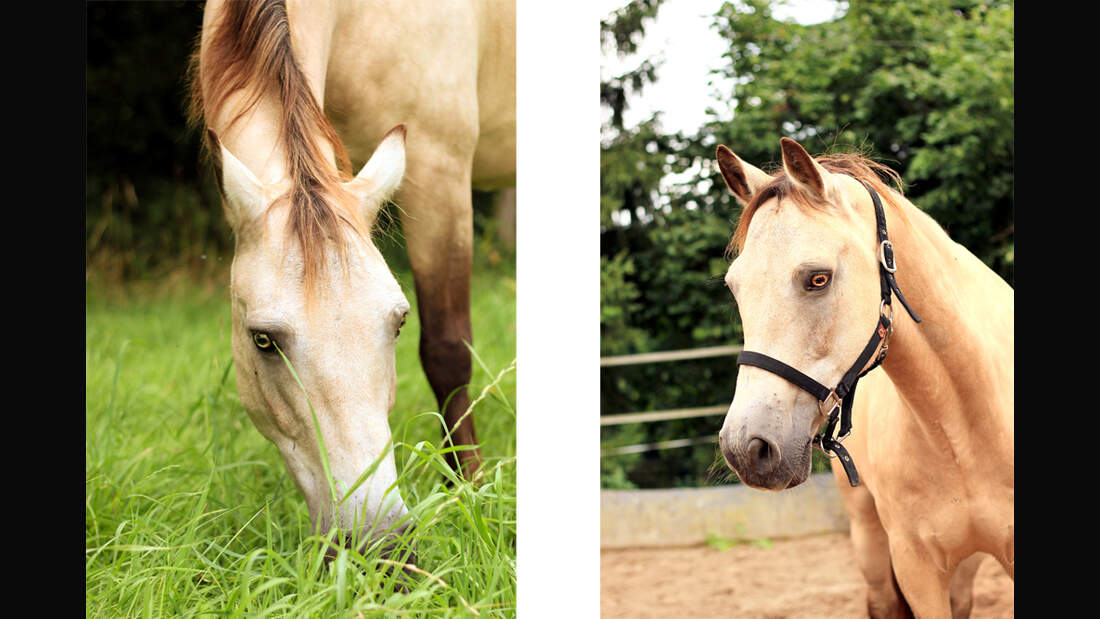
[515,3,601,616]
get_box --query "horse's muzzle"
[719,429,807,490]
[322,520,418,589]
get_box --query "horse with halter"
[188,0,514,551]
[714,138,1012,617]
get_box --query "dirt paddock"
[601,533,1013,618]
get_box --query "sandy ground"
[601,533,1012,618]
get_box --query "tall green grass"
[86,266,516,617]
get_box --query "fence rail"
[600,435,717,456]
[599,344,742,367]
[600,343,741,456]
[599,405,727,426]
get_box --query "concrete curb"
[601,472,850,548]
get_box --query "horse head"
[716,138,890,490]
[214,125,414,548]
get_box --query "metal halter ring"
[880,299,895,332]
[819,418,847,458]
[813,434,838,459]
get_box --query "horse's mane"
[187,0,363,299]
[727,152,906,259]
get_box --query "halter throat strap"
[735,180,920,487]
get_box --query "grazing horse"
[714,138,1012,617]
[188,0,514,548]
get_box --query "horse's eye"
[253,331,275,351]
[395,314,407,338]
[807,272,832,290]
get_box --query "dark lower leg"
[418,302,481,479]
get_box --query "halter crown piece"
[736,180,921,487]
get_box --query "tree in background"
[601,0,745,489]
[706,0,1013,277]
[600,0,1014,489]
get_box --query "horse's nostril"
[748,437,767,462]
[747,437,779,473]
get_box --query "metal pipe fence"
[600,344,741,456]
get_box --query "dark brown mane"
[726,152,905,259]
[187,0,363,299]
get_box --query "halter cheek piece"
[736,181,921,487]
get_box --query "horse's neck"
[205,0,338,184]
[877,194,1014,452]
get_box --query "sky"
[600,0,846,135]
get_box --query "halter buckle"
[879,240,897,273]
[819,390,842,419]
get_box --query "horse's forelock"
[726,152,906,259]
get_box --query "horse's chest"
[870,451,1012,568]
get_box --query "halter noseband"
[736,180,921,487]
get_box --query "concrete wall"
[601,473,850,548]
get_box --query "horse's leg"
[948,553,983,618]
[888,537,953,618]
[832,462,913,618]
[398,143,482,480]
[492,188,516,251]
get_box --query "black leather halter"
[736,181,921,487]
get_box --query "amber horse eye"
[252,332,273,350]
[809,273,831,289]
[395,314,407,337]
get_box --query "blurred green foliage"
[600,0,1014,488]
[86,2,224,279]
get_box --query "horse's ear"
[345,124,406,225]
[716,145,771,206]
[780,137,830,199]
[208,128,266,231]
